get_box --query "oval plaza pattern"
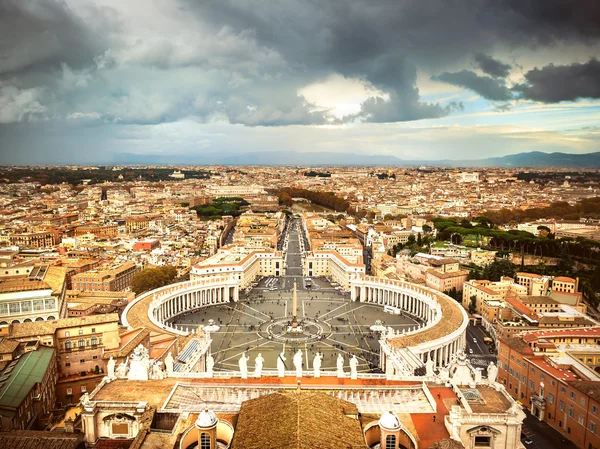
[124,272,468,376]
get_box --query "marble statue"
[239,352,250,379]
[116,358,129,379]
[107,356,116,378]
[350,355,359,380]
[277,351,286,377]
[293,349,303,377]
[80,392,90,406]
[150,361,165,380]
[336,354,345,377]
[254,353,265,378]
[128,344,150,380]
[487,361,498,383]
[165,352,174,375]
[313,352,323,378]
[206,354,214,378]
[426,356,435,377]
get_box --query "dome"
[379,410,401,430]
[195,409,217,428]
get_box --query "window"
[79,329,83,336]
[559,401,565,411]
[593,405,598,414]
[91,328,95,333]
[385,435,396,449]
[91,337,97,346]
[65,331,70,337]
[561,387,567,393]
[569,407,574,418]
[571,391,576,400]
[66,388,72,395]
[200,433,211,449]
[80,359,85,363]
[65,362,71,367]
[579,414,585,425]
[591,422,596,434]
[530,380,534,390]
[474,436,491,447]
[581,398,586,406]
[65,341,72,350]
[548,393,554,404]
[78,339,84,348]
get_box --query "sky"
[0,0,599,165]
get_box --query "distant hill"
[111,151,600,168]
[449,151,600,168]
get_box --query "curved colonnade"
[350,275,468,370]
[122,275,239,336]
[123,274,468,376]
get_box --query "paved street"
[465,325,497,371]
[521,410,579,449]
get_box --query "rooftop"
[0,346,54,409]
[231,390,364,449]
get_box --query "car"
[473,338,477,343]
[522,437,533,445]
[469,348,473,354]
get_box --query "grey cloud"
[0,0,108,76]
[432,70,513,101]
[474,53,511,78]
[513,58,600,103]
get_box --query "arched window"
[65,341,72,350]
[200,432,211,449]
[91,337,97,346]
[386,434,396,449]
[78,339,85,348]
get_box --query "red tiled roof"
[505,297,539,321]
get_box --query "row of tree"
[484,197,600,224]
[275,188,350,212]
[0,167,212,185]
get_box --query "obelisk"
[291,281,298,328]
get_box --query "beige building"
[191,246,285,289]
[304,250,365,290]
[7,314,120,406]
[462,277,527,313]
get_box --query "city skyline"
[1,0,599,165]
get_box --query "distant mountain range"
[111,151,600,168]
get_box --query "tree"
[537,225,551,237]
[469,295,477,314]
[407,234,416,246]
[422,224,432,233]
[131,265,178,294]
[485,259,514,281]
[417,233,422,246]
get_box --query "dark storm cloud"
[433,71,513,101]
[474,53,511,78]
[513,59,600,103]
[179,0,600,124]
[0,0,108,76]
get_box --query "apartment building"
[498,328,600,449]
[71,262,138,292]
[462,277,528,313]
